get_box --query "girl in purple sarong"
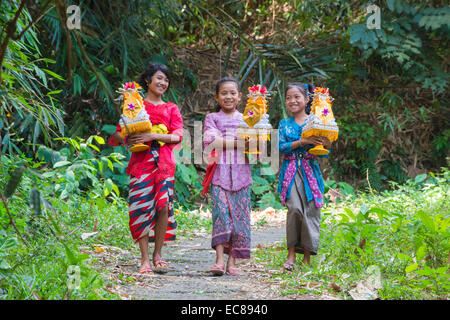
[203,78,253,276]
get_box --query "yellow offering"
[118,82,167,152]
[238,84,272,154]
[301,87,339,155]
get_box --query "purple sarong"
[210,184,251,259]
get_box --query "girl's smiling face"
[286,86,308,115]
[215,81,241,113]
[148,70,169,96]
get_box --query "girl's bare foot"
[226,255,235,269]
[302,250,311,267]
[210,244,225,275]
[226,256,241,275]
[283,247,296,271]
[139,260,153,274]
[215,244,225,266]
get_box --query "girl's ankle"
[141,259,151,266]
[286,254,296,263]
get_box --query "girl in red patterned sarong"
[109,64,183,274]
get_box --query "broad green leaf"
[88,144,100,152]
[106,159,114,172]
[112,184,120,196]
[415,244,427,262]
[405,263,418,273]
[344,208,356,220]
[360,204,370,215]
[396,253,412,262]
[65,170,75,183]
[338,214,349,223]
[0,237,18,252]
[417,210,435,232]
[434,266,449,274]
[60,189,69,199]
[53,161,71,168]
[338,182,354,196]
[367,207,389,222]
[103,178,114,197]
[415,266,434,276]
[414,174,427,184]
[97,160,103,173]
[102,125,118,135]
[92,136,105,145]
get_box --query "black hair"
[214,77,240,112]
[137,63,171,90]
[285,82,314,114]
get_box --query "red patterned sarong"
[128,149,177,243]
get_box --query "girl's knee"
[157,206,169,218]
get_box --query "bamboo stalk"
[73,30,119,114]
[0,0,28,84]
[0,195,29,246]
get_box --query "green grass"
[253,169,450,300]
[1,149,447,300]
[0,154,211,300]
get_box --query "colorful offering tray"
[118,82,153,152]
[237,84,272,154]
[301,86,339,155]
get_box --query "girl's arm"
[278,120,292,154]
[279,119,309,154]
[203,113,249,152]
[279,119,328,153]
[127,132,180,145]
[320,136,332,149]
[290,136,325,151]
[110,131,125,145]
[128,104,184,146]
[211,137,249,152]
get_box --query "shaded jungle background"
[1,0,448,207]
[0,0,449,300]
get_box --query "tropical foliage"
[254,169,449,299]
[0,0,448,300]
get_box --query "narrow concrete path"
[111,225,297,300]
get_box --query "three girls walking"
[109,62,330,275]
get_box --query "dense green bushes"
[253,168,449,299]
[0,139,214,299]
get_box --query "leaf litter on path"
[89,218,335,300]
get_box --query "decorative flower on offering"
[301,86,339,156]
[238,84,272,154]
[123,81,140,90]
